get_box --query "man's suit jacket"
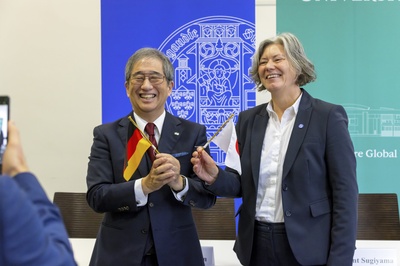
[206,89,358,266]
[0,173,76,266]
[86,111,216,266]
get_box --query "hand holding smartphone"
[0,96,10,172]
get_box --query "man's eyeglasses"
[130,74,166,86]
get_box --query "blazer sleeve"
[325,105,358,265]
[86,123,138,213]
[0,173,76,266]
[179,123,217,209]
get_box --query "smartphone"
[0,96,10,171]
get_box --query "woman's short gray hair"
[250,32,316,92]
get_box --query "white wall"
[0,1,275,198]
[256,0,275,105]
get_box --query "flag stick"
[128,116,160,154]
[203,113,235,149]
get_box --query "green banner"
[277,0,400,200]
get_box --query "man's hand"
[2,121,29,177]
[141,153,181,195]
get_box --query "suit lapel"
[118,112,150,180]
[282,90,313,179]
[158,112,181,153]
[251,105,269,187]
[117,114,130,146]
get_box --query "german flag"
[123,125,151,181]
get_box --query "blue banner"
[101,0,255,167]
[101,0,256,226]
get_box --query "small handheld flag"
[203,113,234,149]
[123,116,156,181]
[128,116,159,155]
[211,115,242,175]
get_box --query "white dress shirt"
[255,93,302,223]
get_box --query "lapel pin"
[298,124,304,128]
[174,132,180,135]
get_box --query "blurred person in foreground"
[191,32,358,266]
[0,121,76,266]
[86,48,216,266]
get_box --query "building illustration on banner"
[159,16,256,165]
[344,105,400,137]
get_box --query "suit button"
[149,202,154,207]
[283,184,288,191]
[285,210,292,217]
[189,200,195,207]
[141,229,147,234]
[117,206,129,211]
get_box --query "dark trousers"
[141,224,158,266]
[249,221,301,266]
[141,244,158,266]
[141,252,158,266]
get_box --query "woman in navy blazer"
[192,33,358,265]
[0,121,76,266]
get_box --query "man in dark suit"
[192,33,358,266]
[86,48,216,266]
[1,121,76,266]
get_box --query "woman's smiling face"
[258,44,298,93]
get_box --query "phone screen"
[0,96,10,168]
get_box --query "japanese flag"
[212,119,242,175]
